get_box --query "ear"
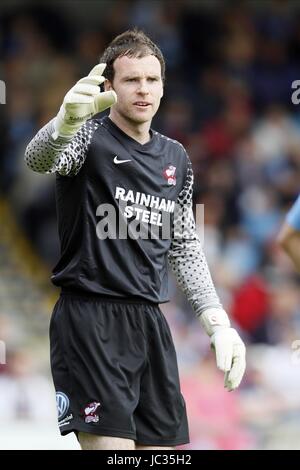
[104,79,113,91]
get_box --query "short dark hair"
[100,28,165,83]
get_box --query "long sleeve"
[24,119,99,176]
[168,156,222,316]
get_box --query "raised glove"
[52,63,117,139]
[199,308,246,391]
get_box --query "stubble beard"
[120,105,155,126]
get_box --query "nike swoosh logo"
[114,156,132,164]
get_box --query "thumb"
[88,63,106,77]
[94,90,117,113]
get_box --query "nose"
[137,79,149,95]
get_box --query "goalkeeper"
[25,28,246,450]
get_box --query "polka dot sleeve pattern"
[24,119,99,176]
[168,155,222,316]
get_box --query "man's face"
[105,54,164,125]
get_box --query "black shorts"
[49,294,189,446]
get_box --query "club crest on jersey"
[83,401,101,423]
[163,165,176,186]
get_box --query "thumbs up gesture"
[53,63,117,139]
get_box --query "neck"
[109,109,151,144]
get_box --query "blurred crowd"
[1,0,300,449]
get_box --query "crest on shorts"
[56,391,70,420]
[163,165,176,186]
[83,401,101,423]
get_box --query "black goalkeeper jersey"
[52,116,189,302]
[25,115,221,313]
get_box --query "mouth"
[133,102,151,108]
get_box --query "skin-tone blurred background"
[1,0,300,449]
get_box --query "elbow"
[277,231,288,250]
[278,236,291,256]
[24,152,38,173]
[24,147,33,170]
[277,224,291,252]
[24,144,47,174]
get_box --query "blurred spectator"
[180,355,256,450]
[0,348,54,421]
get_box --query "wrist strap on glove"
[199,308,230,336]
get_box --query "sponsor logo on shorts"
[58,414,73,427]
[84,401,101,423]
[56,391,70,420]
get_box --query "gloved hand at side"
[199,308,246,391]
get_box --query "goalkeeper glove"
[199,308,246,391]
[52,63,117,140]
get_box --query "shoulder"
[153,131,189,171]
[154,130,186,153]
[84,118,101,133]
[154,131,192,190]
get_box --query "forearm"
[25,119,99,176]
[25,119,72,174]
[282,236,300,272]
[168,237,222,316]
[25,119,69,173]
[278,223,300,273]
